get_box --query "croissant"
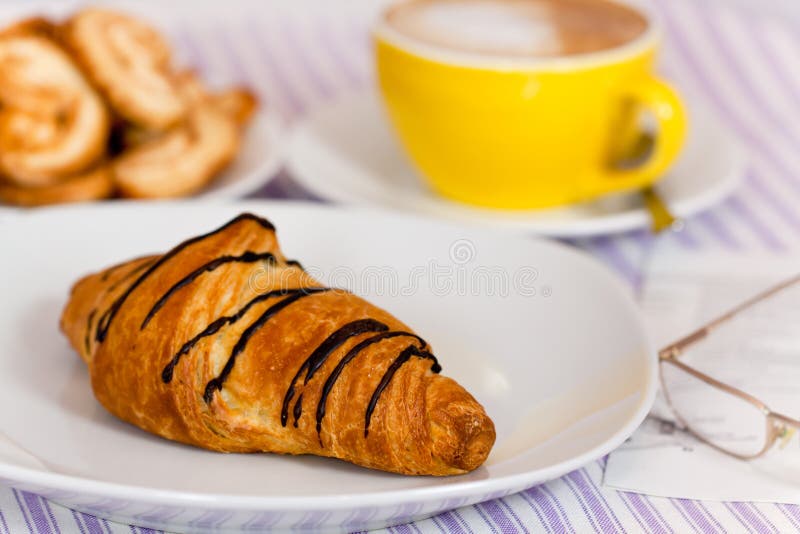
[60,214,495,475]
[63,8,185,130]
[0,34,109,186]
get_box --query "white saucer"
[0,201,656,532]
[287,92,744,237]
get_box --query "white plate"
[287,92,744,237]
[0,202,656,532]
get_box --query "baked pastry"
[109,68,245,199]
[112,104,240,198]
[0,164,113,206]
[176,70,258,126]
[109,72,254,194]
[0,9,261,206]
[60,214,495,475]
[63,8,186,130]
[212,88,258,126]
[0,34,109,186]
[0,17,60,41]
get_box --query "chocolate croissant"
[60,214,495,475]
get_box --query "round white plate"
[287,92,744,237]
[0,202,656,532]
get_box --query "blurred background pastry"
[0,8,260,206]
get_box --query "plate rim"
[285,91,745,238]
[0,200,658,511]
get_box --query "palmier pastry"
[63,8,185,130]
[60,214,495,475]
[209,88,258,126]
[0,17,60,41]
[175,70,258,127]
[0,35,109,186]
[0,164,113,206]
[112,104,240,198]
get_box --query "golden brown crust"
[0,34,110,185]
[0,164,114,206]
[212,88,258,127]
[0,9,261,203]
[60,214,495,475]
[175,70,259,126]
[111,104,240,198]
[62,8,185,130]
[0,17,60,40]
[61,254,160,364]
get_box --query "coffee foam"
[384,0,649,58]
[396,1,563,57]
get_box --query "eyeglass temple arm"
[659,330,708,359]
[659,273,800,360]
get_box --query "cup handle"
[587,77,687,197]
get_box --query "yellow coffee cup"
[374,1,687,210]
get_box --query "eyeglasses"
[658,273,800,459]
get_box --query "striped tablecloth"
[3,0,800,532]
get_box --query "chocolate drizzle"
[161,287,326,383]
[140,251,276,330]
[293,395,303,428]
[203,287,332,403]
[83,309,97,355]
[84,258,158,357]
[99,254,156,282]
[364,345,441,438]
[96,213,444,442]
[315,331,426,436]
[95,213,275,343]
[281,318,390,427]
[107,258,157,293]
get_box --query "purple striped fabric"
[0,0,799,532]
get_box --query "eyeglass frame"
[658,273,800,460]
